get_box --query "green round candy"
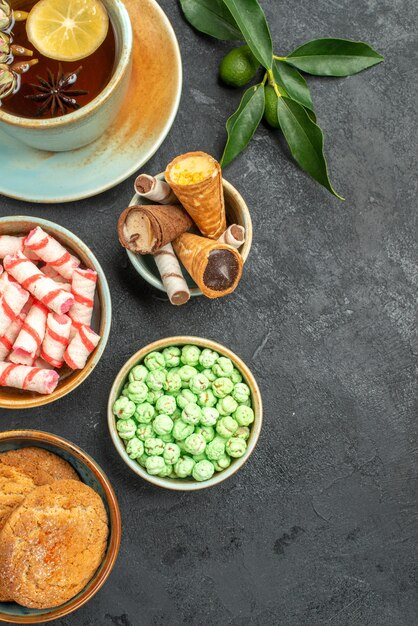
[178,365,198,384]
[153,414,174,436]
[137,452,149,468]
[160,433,174,443]
[212,357,234,378]
[216,416,238,438]
[116,418,136,440]
[212,377,234,398]
[234,405,255,426]
[171,408,182,420]
[206,436,226,461]
[192,460,214,482]
[121,385,129,397]
[199,348,219,369]
[126,381,148,403]
[195,425,215,443]
[146,389,164,404]
[176,389,198,409]
[136,424,155,441]
[172,419,194,441]
[113,396,135,419]
[217,396,239,416]
[176,440,189,453]
[129,364,148,383]
[181,403,202,425]
[189,373,210,394]
[134,402,155,424]
[181,344,201,366]
[192,453,208,462]
[201,368,216,382]
[146,369,166,391]
[213,455,231,471]
[232,382,251,403]
[144,438,165,456]
[158,462,172,477]
[226,437,247,458]
[163,442,181,465]
[155,394,177,415]
[230,368,243,384]
[184,433,206,456]
[125,437,144,459]
[144,351,165,371]
[174,456,195,478]
[198,389,217,407]
[236,426,250,441]
[162,346,181,368]
[200,407,219,427]
[164,371,182,393]
[145,455,165,475]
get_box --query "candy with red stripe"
[0,311,27,361]
[0,235,38,261]
[0,361,59,394]
[41,265,72,292]
[69,268,97,331]
[4,251,74,315]
[64,325,100,370]
[0,281,30,336]
[9,301,48,365]
[41,313,71,368]
[24,227,80,280]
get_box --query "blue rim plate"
[0,0,182,203]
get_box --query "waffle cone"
[173,232,243,298]
[165,152,227,239]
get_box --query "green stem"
[267,69,281,98]
[261,71,268,86]
[273,55,287,61]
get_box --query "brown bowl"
[0,216,111,409]
[0,430,121,623]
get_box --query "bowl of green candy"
[108,337,262,490]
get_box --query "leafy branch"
[179,0,384,199]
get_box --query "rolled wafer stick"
[153,244,190,306]
[4,251,74,315]
[24,226,80,280]
[0,267,8,294]
[134,174,178,204]
[40,313,71,368]
[69,268,97,330]
[0,361,59,395]
[0,235,38,260]
[218,224,245,249]
[41,265,72,291]
[9,301,48,364]
[64,325,100,370]
[0,281,29,336]
[0,310,26,361]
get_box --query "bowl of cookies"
[0,429,121,623]
[118,151,252,305]
[0,216,111,409]
[108,336,263,490]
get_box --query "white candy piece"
[0,281,30,336]
[24,226,80,280]
[0,235,38,260]
[0,311,26,361]
[9,301,48,364]
[64,325,100,370]
[218,224,246,249]
[0,361,59,395]
[153,244,190,306]
[134,174,178,204]
[69,268,97,330]
[41,313,71,368]
[41,265,72,292]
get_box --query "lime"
[219,45,260,87]
[26,0,109,62]
[263,85,280,128]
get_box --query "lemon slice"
[26,0,109,62]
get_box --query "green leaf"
[276,96,343,199]
[285,38,384,76]
[222,0,273,69]
[179,0,242,41]
[273,60,314,111]
[221,84,265,167]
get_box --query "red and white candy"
[0,361,59,395]
[0,311,26,361]
[40,313,71,368]
[41,265,72,291]
[9,301,48,365]
[0,281,30,336]
[64,325,100,370]
[24,227,80,280]
[0,235,38,261]
[69,268,97,330]
[4,251,74,315]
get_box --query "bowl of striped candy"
[0,216,111,409]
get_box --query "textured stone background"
[0,0,417,624]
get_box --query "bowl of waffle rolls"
[0,216,111,409]
[118,152,252,305]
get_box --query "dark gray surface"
[0,0,417,624]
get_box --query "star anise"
[25,63,88,117]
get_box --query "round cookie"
[0,447,80,486]
[0,479,109,609]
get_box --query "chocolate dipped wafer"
[173,232,243,298]
[118,204,193,255]
[165,152,227,239]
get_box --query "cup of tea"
[0,0,132,151]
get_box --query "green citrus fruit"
[219,45,260,87]
[263,85,280,128]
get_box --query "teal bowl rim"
[0,216,112,408]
